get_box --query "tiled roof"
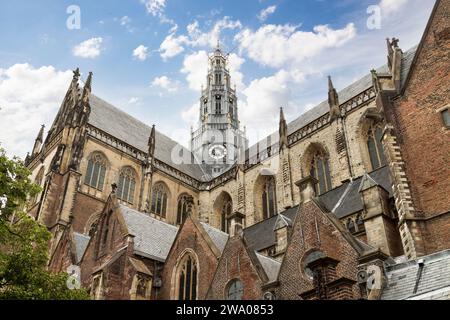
[120,205,179,262]
[255,252,281,283]
[200,222,229,253]
[73,232,90,264]
[381,250,450,300]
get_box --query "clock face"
[208,145,227,160]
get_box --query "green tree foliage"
[0,146,90,300]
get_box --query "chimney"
[273,214,292,256]
[295,175,318,203]
[228,211,245,237]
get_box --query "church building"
[25,0,450,300]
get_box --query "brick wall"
[159,217,222,300]
[206,236,265,300]
[275,200,361,300]
[392,0,450,217]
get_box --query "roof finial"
[279,107,288,150]
[328,75,341,121]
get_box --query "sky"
[0,0,436,158]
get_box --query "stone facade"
[23,0,450,300]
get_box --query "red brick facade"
[206,236,266,300]
[275,200,361,300]
[159,217,223,300]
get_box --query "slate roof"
[244,206,298,252]
[120,204,179,262]
[73,232,90,264]
[255,252,281,283]
[245,46,417,159]
[200,222,229,253]
[85,46,417,183]
[381,250,450,300]
[319,165,393,219]
[88,95,207,181]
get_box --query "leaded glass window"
[262,177,277,219]
[84,153,107,190]
[117,167,136,204]
[178,255,197,300]
[177,194,192,225]
[310,152,332,195]
[151,183,168,218]
[367,125,387,171]
[221,199,232,233]
[227,279,244,300]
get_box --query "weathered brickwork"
[206,236,265,300]
[275,200,361,300]
[22,0,449,300]
[159,217,222,300]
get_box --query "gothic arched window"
[262,177,277,220]
[177,194,192,225]
[221,199,232,233]
[226,279,244,300]
[367,125,387,171]
[117,167,136,204]
[84,153,107,190]
[177,255,198,300]
[151,183,168,218]
[310,151,332,195]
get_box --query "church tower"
[190,44,247,177]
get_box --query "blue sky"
[0,0,435,158]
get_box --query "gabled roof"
[199,222,229,253]
[255,252,281,283]
[320,165,393,219]
[73,232,90,264]
[381,250,450,300]
[119,204,179,262]
[244,206,298,252]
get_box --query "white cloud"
[380,0,409,15]
[181,50,209,91]
[133,45,149,61]
[226,53,245,90]
[128,97,140,104]
[257,5,277,22]
[141,0,166,17]
[159,17,242,60]
[235,23,356,68]
[239,70,296,141]
[159,33,189,60]
[181,102,199,128]
[151,76,179,93]
[120,16,131,26]
[0,64,72,158]
[73,37,103,59]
